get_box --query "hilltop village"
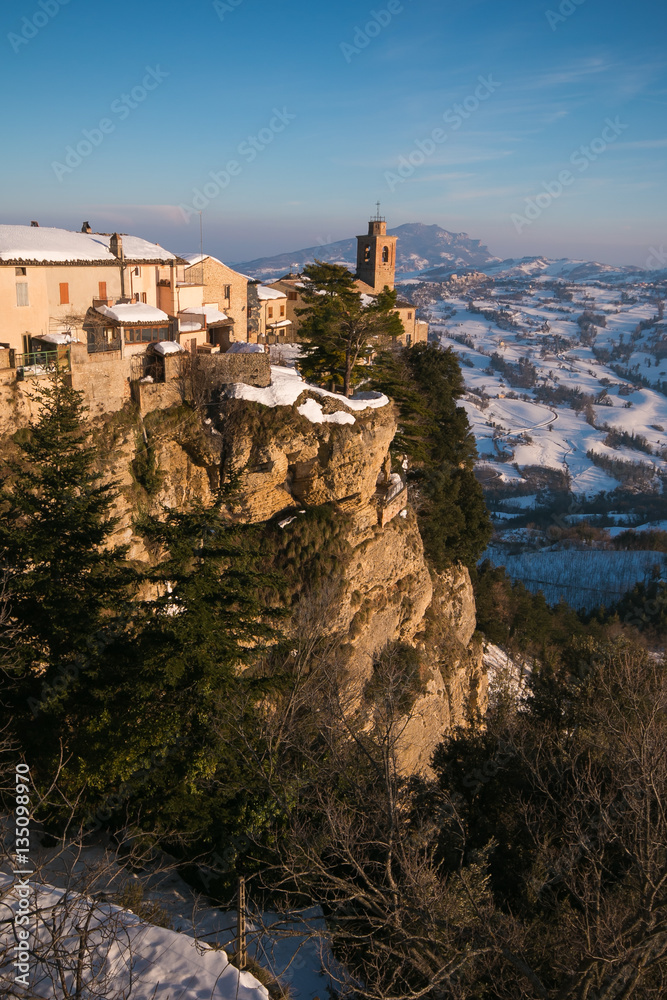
[0,213,428,419]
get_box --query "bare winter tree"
[230,634,667,1000]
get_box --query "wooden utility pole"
[237,876,247,970]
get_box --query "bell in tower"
[356,203,397,293]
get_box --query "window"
[15,267,26,276]
[407,311,413,320]
[224,284,231,299]
[268,307,274,318]
[364,245,371,263]
[382,246,390,263]
[288,291,297,301]
[134,267,142,276]
[59,283,69,305]
[16,283,29,307]
[98,282,107,300]
[280,305,285,317]
[125,326,170,344]
[141,293,147,304]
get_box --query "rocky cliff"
[6,368,486,773]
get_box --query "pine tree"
[66,494,284,844]
[297,261,404,396]
[0,370,133,765]
[371,343,491,569]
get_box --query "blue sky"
[1,0,665,265]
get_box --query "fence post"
[237,876,247,970]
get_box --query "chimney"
[81,221,92,234]
[109,233,124,258]
[30,221,39,227]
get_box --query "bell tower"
[356,204,397,293]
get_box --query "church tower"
[355,205,397,293]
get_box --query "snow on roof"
[33,332,79,345]
[227,342,265,354]
[181,304,229,324]
[152,340,185,355]
[181,251,222,267]
[179,318,203,333]
[0,225,177,264]
[95,303,170,324]
[227,365,389,419]
[257,285,287,301]
[268,319,292,328]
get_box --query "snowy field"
[483,547,667,611]
[408,273,667,498]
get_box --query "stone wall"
[67,343,132,416]
[201,351,270,390]
[131,380,182,415]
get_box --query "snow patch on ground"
[297,398,356,425]
[228,365,389,413]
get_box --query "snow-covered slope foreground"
[0,870,269,1000]
[1,838,335,1000]
[416,274,667,501]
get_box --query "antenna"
[199,212,205,310]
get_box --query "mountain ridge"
[232,223,662,285]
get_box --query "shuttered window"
[16,283,29,307]
[60,283,69,305]
[99,282,107,300]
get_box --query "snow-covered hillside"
[414,275,667,499]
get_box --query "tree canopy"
[371,343,492,569]
[296,261,404,396]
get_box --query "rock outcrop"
[3,369,486,774]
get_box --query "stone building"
[0,223,179,355]
[157,253,249,350]
[247,283,291,344]
[267,212,428,347]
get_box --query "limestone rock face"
[90,393,485,776]
[215,396,397,522]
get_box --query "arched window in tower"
[364,245,372,263]
[382,246,390,263]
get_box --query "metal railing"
[87,339,122,355]
[14,349,69,379]
[177,267,204,286]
